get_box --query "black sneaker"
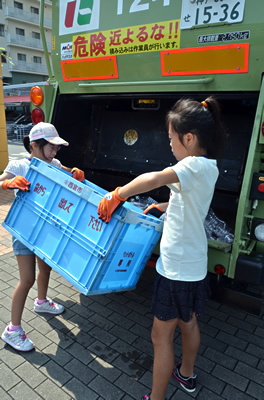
[172,362,197,392]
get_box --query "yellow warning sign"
[73,19,180,59]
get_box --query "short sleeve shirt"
[4,158,62,195]
[156,156,219,282]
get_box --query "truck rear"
[31,0,264,313]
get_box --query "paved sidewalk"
[0,190,264,399]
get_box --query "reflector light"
[31,108,45,125]
[254,224,264,242]
[146,258,157,269]
[30,86,44,106]
[250,218,264,241]
[214,264,226,275]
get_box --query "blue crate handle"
[30,162,97,201]
[115,209,163,232]
[30,160,163,232]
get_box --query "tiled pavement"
[0,190,264,400]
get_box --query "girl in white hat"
[0,122,85,352]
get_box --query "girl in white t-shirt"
[0,122,85,352]
[97,97,227,400]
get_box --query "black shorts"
[149,272,210,322]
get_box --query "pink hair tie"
[201,101,208,108]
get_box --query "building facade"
[0,0,52,85]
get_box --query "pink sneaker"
[34,298,64,315]
[1,326,34,351]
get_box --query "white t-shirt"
[156,156,219,282]
[4,158,62,195]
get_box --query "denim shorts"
[12,236,34,256]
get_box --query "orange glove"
[2,176,30,192]
[71,167,85,182]
[98,187,127,223]
[143,203,164,218]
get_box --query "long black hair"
[166,96,227,159]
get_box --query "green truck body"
[34,0,264,312]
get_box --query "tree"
[0,47,13,67]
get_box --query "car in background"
[8,113,33,140]
[5,112,23,137]
[5,110,22,122]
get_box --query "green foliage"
[0,47,14,66]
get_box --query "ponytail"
[166,96,227,159]
[202,96,227,158]
[23,136,31,154]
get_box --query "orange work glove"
[71,167,85,182]
[97,187,127,223]
[143,203,164,218]
[2,176,30,192]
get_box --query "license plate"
[180,0,246,30]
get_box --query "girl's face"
[43,144,61,163]
[31,142,60,163]
[168,124,189,161]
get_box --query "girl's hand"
[2,176,30,192]
[143,203,164,218]
[71,167,85,182]
[98,187,127,223]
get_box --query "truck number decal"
[117,0,170,15]
[130,0,149,13]
[60,0,172,36]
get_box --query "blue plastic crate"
[3,158,163,295]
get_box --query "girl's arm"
[143,201,169,218]
[61,165,71,172]
[98,168,178,222]
[61,165,85,182]
[155,202,169,212]
[118,168,179,199]
[0,171,15,182]
[0,172,15,190]
[0,171,30,192]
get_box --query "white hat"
[29,122,69,146]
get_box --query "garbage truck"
[30,0,264,313]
